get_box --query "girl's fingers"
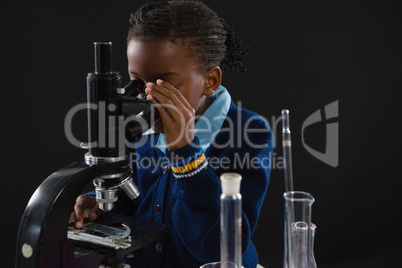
[145,79,196,150]
[147,96,173,123]
[155,79,192,110]
[145,81,193,121]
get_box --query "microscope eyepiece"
[123,80,146,97]
[94,42,113,74]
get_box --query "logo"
[301,100,339,167]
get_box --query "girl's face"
[127,39,213,133]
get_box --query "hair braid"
[127,0,248,73]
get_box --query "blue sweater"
[113,101,273,268]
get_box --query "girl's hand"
[145,79,195,150]
[69,195,103,229]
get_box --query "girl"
[72,1,273,267]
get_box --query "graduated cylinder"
[283,191,317,268]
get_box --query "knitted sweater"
[113,101,273,268]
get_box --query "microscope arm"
[16,160,126,268]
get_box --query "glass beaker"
[284,191,316,268]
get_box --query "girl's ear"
[203,66,222,96]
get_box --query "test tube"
[220,173,242,268]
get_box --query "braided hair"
[127,0,248,73]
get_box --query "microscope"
[15,42,169,267]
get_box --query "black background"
[2,0,401,267]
